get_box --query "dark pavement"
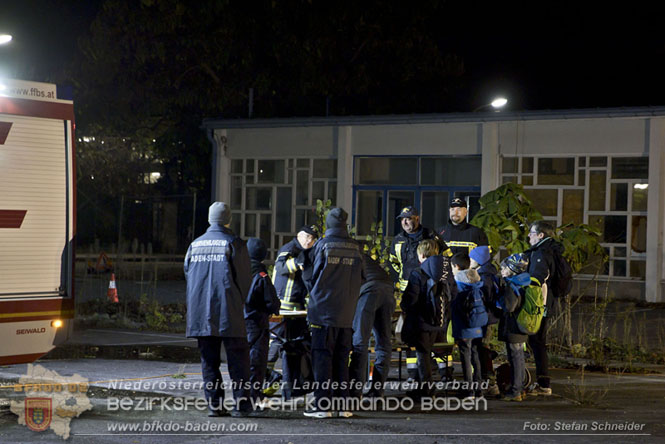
[0,328,664,443]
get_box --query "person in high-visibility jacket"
[389,206,447,381]
[389,206,443,292]
[265,225,318,399]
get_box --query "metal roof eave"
[201,106,665,130]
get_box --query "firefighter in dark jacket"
[524,220,559,396]
[265,225,317,399]
[303,207,364,418]
[245,238,281,404]
[184,202,252,417]
[390,206,443,291]
[438,197,494,391]
[437,197,489,256]
[389,206,446,381]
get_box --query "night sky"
[2,1,664,113]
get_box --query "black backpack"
[426,277,446,328]
[550,245,573,298]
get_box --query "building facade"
[203,108,665,303]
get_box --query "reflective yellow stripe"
[395,242,407,281]
[398,278,408,292]
[285,275,294,301]
[281,300,304,310]
[442,248,453,257]
[0,309,75,319]
[446,240,478,251]
[395,243,403,264]
[286,258,297,274]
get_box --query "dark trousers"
[246,320,270,401]
[456,337,482,396]
[478,324,497,381]
[349,288,395,395]
[197,336,251,412]
[311,324,352,410]
[273,317,309,399]
[528,316,550,388]
[506,342,525,396]
[415,330,438,395]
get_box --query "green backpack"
[516,277,544,335]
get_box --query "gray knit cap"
[208,202,231,225]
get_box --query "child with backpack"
[451,252,488,400]
[497,253,544,401]
[400,239,450,398]
[469,245,501,397]
[245,238,282,404]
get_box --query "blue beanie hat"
[469,245,490,265]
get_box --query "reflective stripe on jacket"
[272,239,308,310]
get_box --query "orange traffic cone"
[107,273,119,303]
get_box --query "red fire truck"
[0,78,75,364]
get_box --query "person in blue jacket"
[245,238,281,404]
[451,252,488,399]
[184,202,253,417]
[497,253,531,402]
[303,207,364,418]
[469,245,501,396]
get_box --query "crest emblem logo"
[25,398,52,432]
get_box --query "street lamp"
[474,96,508,112]
[0,34,12,45]
[491,97,508,109]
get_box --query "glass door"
[387,191,415,236]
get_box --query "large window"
[230,158,337,260]
[354,156,482,236]
[501,155,648,279]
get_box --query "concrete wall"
[497,118,648,156]
[225,126,336,158]
[351,123,480,155]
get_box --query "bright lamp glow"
[634,184,648,190]
[0,35,12,45]
[491,97,508,109]
[51,320,63,328]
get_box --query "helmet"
[501,253,529,274]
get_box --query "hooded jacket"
[400,255,450,346]
[451,268,487,339]
[184,224,251,338]
[437,220,489,256]
[244,239,281,328]
[497,272,531,343]
[305,209,365,328]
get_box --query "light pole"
[473,96,508,112]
